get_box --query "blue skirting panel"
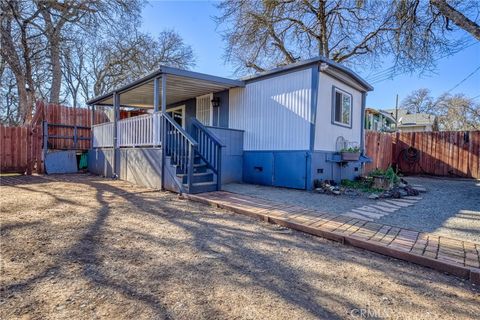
[310,151,362,186]
[243,151,308,189]
[243,150,362,190]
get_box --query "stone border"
[182,191,480,285]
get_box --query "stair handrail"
[160,112,198,192]
[161,112,198,147]
[191,117,224,190]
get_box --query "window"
[196,94,212,126]
[332,87,352,127]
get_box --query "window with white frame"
[196,94,212,126]
[332,87,352,127]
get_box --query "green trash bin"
[79,153,88,169]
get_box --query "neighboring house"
[385,109,438,132]
[87,56,373,194]
[365,107,396,131]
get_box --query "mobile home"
[87,57,373,193]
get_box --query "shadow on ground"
[1,174,479,319]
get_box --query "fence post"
[26,125,32,175]
[42,120,48,173]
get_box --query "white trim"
[332,87,352,128]
[167,105,186,128]
[196,93,213,126]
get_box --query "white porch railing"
[117,113,158,147]
[92,122,114,148]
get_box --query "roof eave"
[86,66,245,106]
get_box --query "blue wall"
[207,126,243,184]
[242,150,362,190]
[310,151,362,187]
[243,151,309,189]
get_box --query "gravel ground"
[1,174,480,320]
[223,183,374,215]
[379,176,480,243]
[224,177,480,243]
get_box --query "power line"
[445,65,480,94]
[366,41,479,84]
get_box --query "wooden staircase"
[162,114,223,194]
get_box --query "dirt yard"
[1,174,479,319]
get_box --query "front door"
[166,105,185,128]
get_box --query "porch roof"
[86,66,244,108]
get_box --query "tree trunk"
[430,0,480,40]
[49,34,62,104]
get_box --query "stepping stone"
[377,201,401,209]
[343,212,374,221]
[403,196,423,200]
[357,205,389,215]
[351,209,384,219]
[392,198,418,204]
[385,200,414,207]
[370,204,398,213]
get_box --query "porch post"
[113,92,120,178]
[161,74,167,113]
[160,74,167,190]
[153,77,160,146]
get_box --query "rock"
[412,186,427,193]
[369,193,380,199]
[405,186,419,196]
[332,190,341,195]
[344,189,358,196]
[398,189,408,197]
[398,182,407,188]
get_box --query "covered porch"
[87,66,245,194]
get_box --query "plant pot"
[372,175,393,190]
[341,152,360,161]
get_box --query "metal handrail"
[160,113,197,191]
[160,112,198,147]
[191,118,223,190]
[191,118,225,147]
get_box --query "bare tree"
[0,1,41,123]
[401,88,480,130]
[430,0,480,40]
[89,29,195,97]
[436,93,480,130]
[400,88,435,114]
[216,0,479,74]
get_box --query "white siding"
[229,69,312,151]
[314,72,362,151]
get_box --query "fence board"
[365,130,480,179]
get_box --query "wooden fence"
[34,102,108,150]
[1,102,108,174]
[0,125,43,174]
[365,130,480,179]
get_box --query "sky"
[141,1,480,110]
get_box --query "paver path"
[342,196,423,221]
[184,191,480,284]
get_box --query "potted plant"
[340,146,360,161]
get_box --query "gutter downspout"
[307,64,320,191]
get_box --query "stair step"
[177,172,214,184]
[183,181,217,194]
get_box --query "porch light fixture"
[211,97,220,108]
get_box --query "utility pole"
[395,94,399,131]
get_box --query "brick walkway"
[183,191,480,284]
